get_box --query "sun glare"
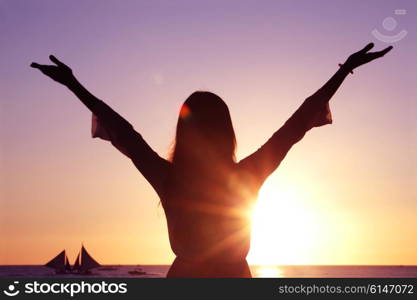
[247,181,320,265]
[255,266,284,278]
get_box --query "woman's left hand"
[31,55,75,86]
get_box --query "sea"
[1,265,416,278]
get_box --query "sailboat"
[72,245,101,274]
[45,250,72,274]
[45,245,101,274]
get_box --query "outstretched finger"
[376,45,393,57]
[30,62,42,69]
[49,55,67,67]
[368,46,393,60]
[360,42,374,53]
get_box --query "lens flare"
[179,104,191,119]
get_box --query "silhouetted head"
[162,91,236,208]
[170,91,236,169]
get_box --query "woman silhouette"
[31,43,392,277]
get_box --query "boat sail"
[45,245,101,274]
[65,255,72,272]
[45,250,69,274]
[74,245,101,273]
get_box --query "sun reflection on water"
[255,266,284,278]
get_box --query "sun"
[247,180,320,265]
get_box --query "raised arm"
[31,56,99,112]
[239,43,393,187]
[31,55,170,196]
[307,43,393,106]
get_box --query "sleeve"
[238,98,332,186]
[91,100,170,196]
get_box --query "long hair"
[164,91,237,207]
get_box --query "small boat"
[128,268,147,276]
[45,245,101,275]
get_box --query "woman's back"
[162,163,257,261]
[162,162,259,277]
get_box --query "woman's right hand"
[31,55,75,86]
[344,43,393,71]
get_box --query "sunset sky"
[1,0,416,265]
